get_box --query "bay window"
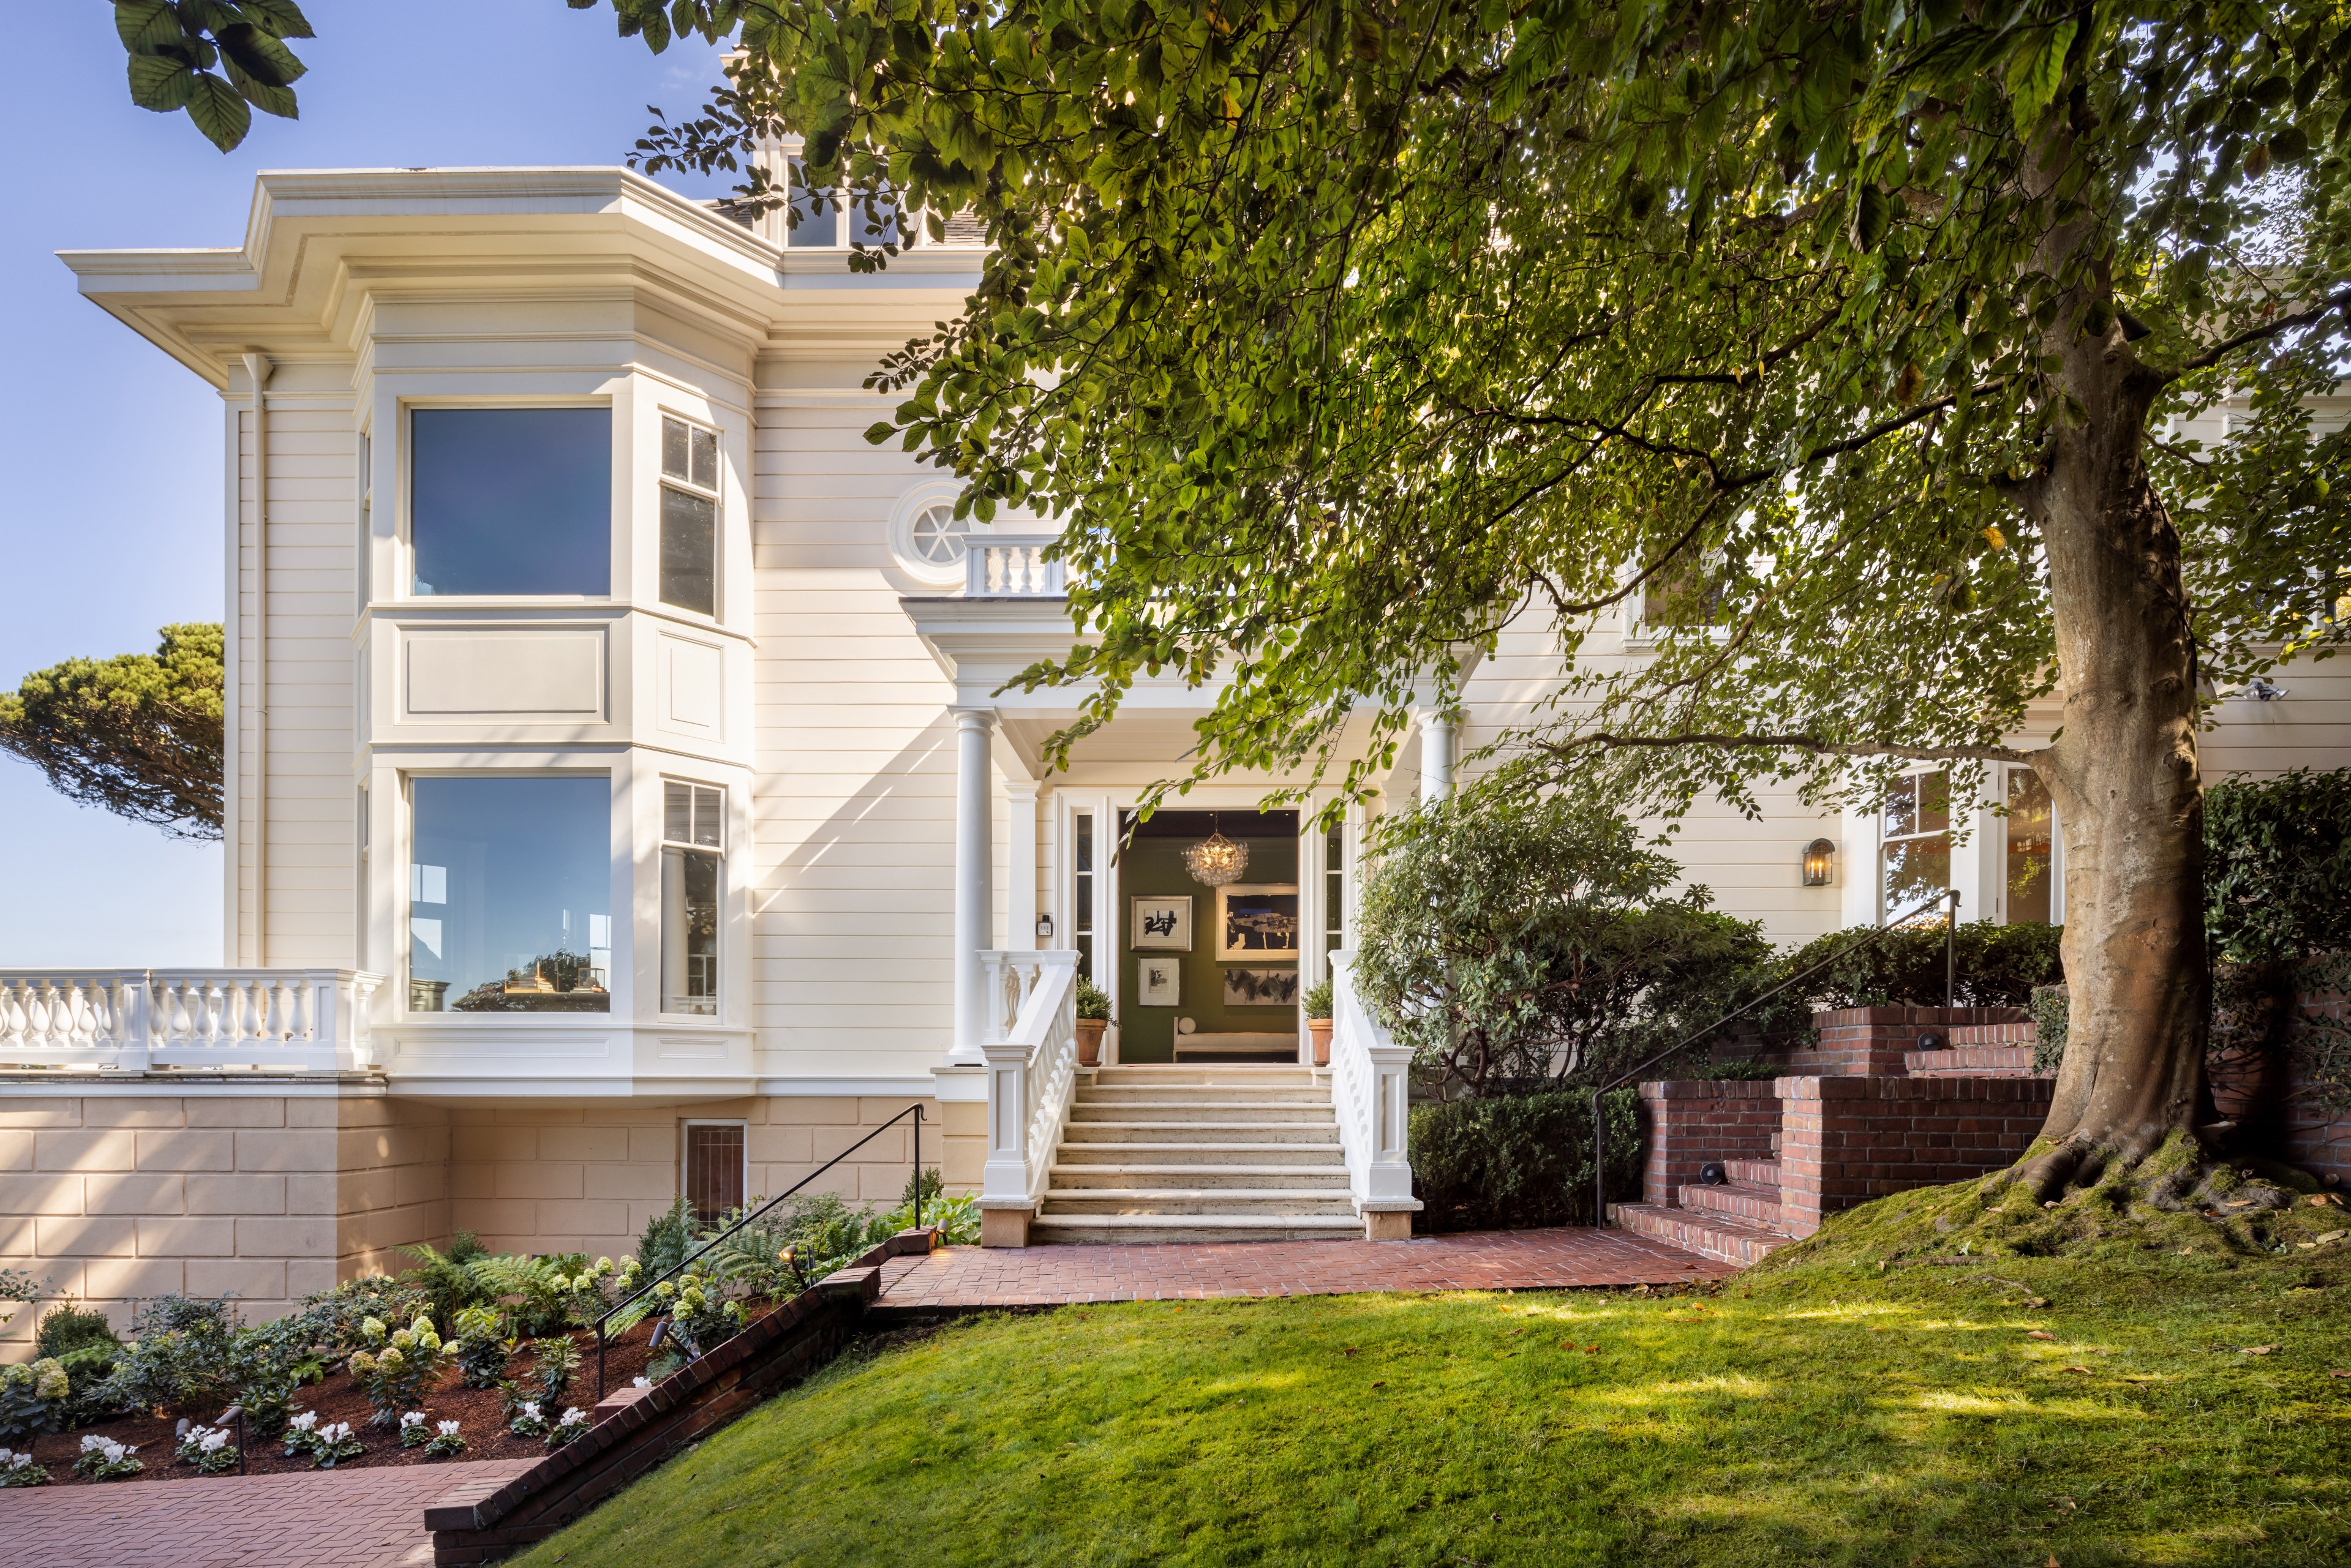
[661,781,724,1016]
[408,776,612,1012]
[409,407,611,597]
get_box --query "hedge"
[1408,1089,1642,1232]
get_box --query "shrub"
[1301,979,1334,1020]
[530,1334,581,1407]
[35,1301,121,1380]
[91,1294,241,1418]
[1408,1089,1642,1232]
[2205,768,2351,964]
[1356,792,1775,1095]
[0,1359,71,1444]
[450,1305,513,1390]
[398,1232,493,1331]
[635,1196,699,1282]
[1773,918,2064,1015]
[288,1275,429,1363]
[348,1313,450,1427]
[2031,984,2070,1075]
[1073,975,1113,1020]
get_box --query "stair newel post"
[1945,888,1960,1009]
[1592,1087,1606,1229]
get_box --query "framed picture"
[1214,883,1300,961]
[1137,958,1182,1007]
[1130,895,1194,952]
[1222,967,1300,1007]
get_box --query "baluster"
[241,978,266,1046]
[158,979,186,1048]
[0,980,21,1049]
[63,980,98,1046]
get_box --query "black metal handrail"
[595,1103,925,1397]
[1590,888,1960,1227]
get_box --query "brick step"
[1723,1158,1780,1187]
[1612,1202,1791,1266]
[1905,1045,2044,1078]
[1678,1180,1783,1229]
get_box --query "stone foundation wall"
[1776,1075,2055,1238]
[0,1085,448,1354]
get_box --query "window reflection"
[662,782,723,1016]
[409,776,611,1013]
[410,408,610,597]
[1881,770,1953,921]
[2006,767,2055,923]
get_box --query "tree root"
[1752,1132,2351,1270]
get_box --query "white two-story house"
[4,157,2345,1341]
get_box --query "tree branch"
[1539,731,2039,765]
[2163,288,2351,382]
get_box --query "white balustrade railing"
[976,950,1082,1215]
[965,533,1067,597]
[1328,950,1421,1226]
[0,969,383,1073]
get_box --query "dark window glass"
[1074,812,1094,977]
[684,1123,745,1225]
[1325,825,1345,953]
[660,485,717,615]
[408,776,611,1013]
[410,408,610,596]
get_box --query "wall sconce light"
[1035,913,1055,939]
[2246,677,2287,701]
[1801,838,1837,887]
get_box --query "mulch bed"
[20,1318,674,1486]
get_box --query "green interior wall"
[1117,833,1299,1063]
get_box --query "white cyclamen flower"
[290,1411,319,1432]
[1,1449,30,1470]
[401,1411,426,1430]
[200,1430,229,1453]
[323,1423,352,1443]
[557,1407,587,1427]
[437,1420,461,1437]
[520,1401,542,1420]
[631,1376,651,1389]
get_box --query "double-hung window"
[661,782,724,1016]
[1880,770,1952,922]
[1072,811,1096,979]
[659,416,720,617]
[2004,767,2056,923]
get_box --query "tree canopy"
[109,1,316,151]
[0,623,225,841]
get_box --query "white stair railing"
[977,950,1082,1216]
[0,969,383,1073]
[964,533,1066,597]
[1328,950,1422,1230]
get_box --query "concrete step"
[1723,1158,1780,1188]
[1052,1141,1347,1166]
[1041,1188,1360,1217]
[1067,1100,1333,1125]
[1076,1085,1333,1106]
[1058,1120,1341,1145]
[1030,1212,1364,1244]
[1048,1163,1350,1189]
[1680,1180,1783,1229]
[1613,1202,1789,1266]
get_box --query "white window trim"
[888,478,986,588]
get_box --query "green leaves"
[110,0,314,149]
[1849,182,1892,252]
[2004,18,2076,137]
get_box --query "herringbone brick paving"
[0,1457,536,1568]
[874,1225,1734,1309]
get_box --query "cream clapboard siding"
[230,372,359,971]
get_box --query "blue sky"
[0,4,731,966]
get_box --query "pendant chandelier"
[1183,813,1250,887]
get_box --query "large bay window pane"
[409,776,611,1013]
[410,408,610,596]
[2006,767,2056,923]
[1881,770,1952,921]
[662,782,724,1015]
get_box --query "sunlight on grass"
[513,1245,2351,1568]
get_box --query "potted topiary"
[1302,980,1334,1068]
[1073,977,1113,1067]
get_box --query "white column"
[1419,713,1456,806]
[950,707,997,1066]
[1007,779,1040,950]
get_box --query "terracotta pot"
[1075,1016,1107,1067]
[1307,1018,1333,1068]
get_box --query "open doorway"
[1116,809,1300,1063]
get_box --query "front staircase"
[1031,1064,1365,1243]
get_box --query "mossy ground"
[513,1191,2351,1568]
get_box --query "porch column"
[1419,713,1456,806]
[1006,780,1040,950]
[950,707,996,1066]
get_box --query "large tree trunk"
[2019,301,2211,1191]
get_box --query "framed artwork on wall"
[1214,883,1300,962]
[1221,968,1299,1007]
[1130,895,1194,951]
[1137,958,1182,1007]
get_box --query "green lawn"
[514,1237,2351,1567]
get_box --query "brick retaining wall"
[1638,1081,1780,1207]
[1784,1005,2029,1077]
[1775,1075,2055,1239]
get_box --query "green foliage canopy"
[2202,766,2351,964]
[110,1,315,151]
[620,0,2350,828]
[0,622,224,841]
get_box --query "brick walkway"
[874,1225,1733,1310]
[0,1458,537,1568]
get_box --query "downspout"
[243,351,273,969]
